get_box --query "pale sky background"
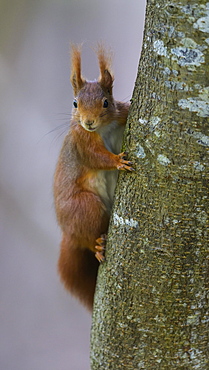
[0,1,146,369]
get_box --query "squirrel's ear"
[70,44,85,96]
[99,69,114,95]
[97,45,114,95]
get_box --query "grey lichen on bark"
[91,1,209,369]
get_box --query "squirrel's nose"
[85,120,94,127]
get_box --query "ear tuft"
[70,44,85,96]
[96,44,114,94]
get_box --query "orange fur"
[70,44,85,95]
[96,44,114,93]
[54,45,132,310]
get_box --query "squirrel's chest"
[98,121,125,154]
[91,121,124,211]
[87,169,118,213]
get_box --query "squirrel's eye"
[103,99,108,108]
[73,99,78,108]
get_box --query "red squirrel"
[54,45,133,310]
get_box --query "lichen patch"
[193,3,209,33]
[113,213,138,228]
[157,154,171,166]
[171,47,204,67]
[153,40,168,56]
[178,98,209,118]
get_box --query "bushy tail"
[58,237,99,311]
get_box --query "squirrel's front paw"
[117,152,135,172]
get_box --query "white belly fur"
[95,121,125,212]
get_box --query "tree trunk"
[90,1,209,369]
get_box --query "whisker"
[56,117,72,121]
[37,122,69,144]
[50,127,69,147]
[47,122,70,136]
[121,95,131,102]
[56,112,72,117]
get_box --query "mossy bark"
[91,1,209,369]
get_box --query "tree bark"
[90,1,209,369]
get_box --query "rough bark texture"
[90,1,209,369]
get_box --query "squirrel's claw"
[95,251,105,263]
[117,152,135,171]
[95,234,107,262]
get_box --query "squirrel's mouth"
[86,126,96,132]
[82,122,97,132]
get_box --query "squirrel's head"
[70,44,115,132]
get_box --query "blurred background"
[0,1,146,369]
